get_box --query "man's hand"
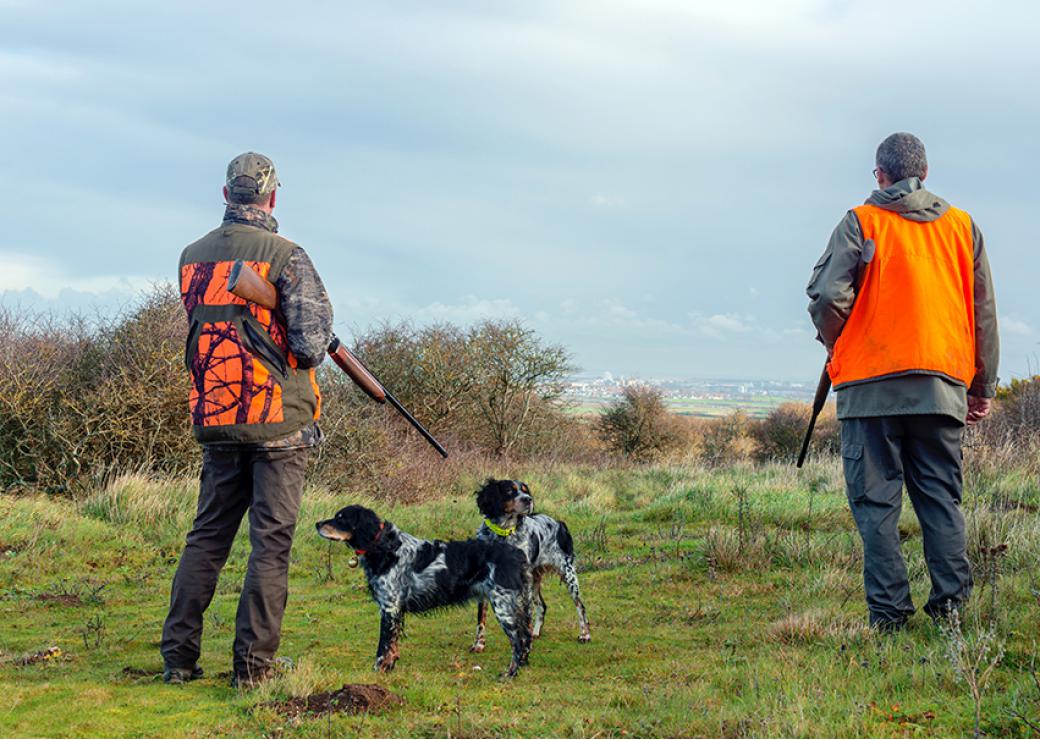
[966,395,992,426]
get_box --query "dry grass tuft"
[80,474,198,527]
[769,609,871,644]
[248,657,340,704]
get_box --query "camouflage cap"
[226,152,280,197]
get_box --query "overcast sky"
[1,1,1037,381]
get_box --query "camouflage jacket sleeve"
[275,247,334,368]
[806,210,865,351]
[969,219,1000,398]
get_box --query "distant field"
[565,395,800,418]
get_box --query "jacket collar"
[223,204,279,233]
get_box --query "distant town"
[563,373,816,418]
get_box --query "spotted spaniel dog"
[316,504,532,677]
[471,479,590,652]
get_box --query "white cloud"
[684,312,770,339]
[1001,315,1034,336]
[413,295,523,324]
[589,194,627,208]
[703,313,751,334]
[605,299,638,319]
[0,251,157,299]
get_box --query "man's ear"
[268,189,277,209]
[222,186,230,204]
[920,165,928,182]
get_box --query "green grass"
[1,462,1039,737]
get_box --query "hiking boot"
[163,664,204,684]
[231,670,271,690]
[231,656,294,689]
[872,618,908,635]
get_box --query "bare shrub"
[352,319,574,459]
[991,376,1040,438]
[597,385,686,463]
[0,293,588,498]
[466,320,573,457]
[352,321,478,434]
[941,607,1006,738]
[965,377,1040,495]
[510,398,606,465]
[0,287,193,493]
[752,402,839,464]
[700,411,758,466]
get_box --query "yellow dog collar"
[485,519,515,537]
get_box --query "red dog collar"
[354,521,385,557]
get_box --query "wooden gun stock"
[796,363,832,468]
[226,259,448,458]
[227,260,278,311]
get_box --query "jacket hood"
[865,177,949,222]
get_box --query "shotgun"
[796,363,831,468]
[226,259,449,459]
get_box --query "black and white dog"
[316,504,532,677]
[471,479,591,652]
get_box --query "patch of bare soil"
[262,684,404,719]
[35,593,83,606]
[121,666,157,678]
[12,646,64,665]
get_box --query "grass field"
[1,461,1039,737]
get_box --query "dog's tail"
[556,520,575,558]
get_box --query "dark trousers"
[841,415,972,626]
[161,447,310,676]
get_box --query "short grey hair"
[875,132,927,182]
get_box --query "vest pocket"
[238,315,288,380]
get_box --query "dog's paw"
[578,633,591,643]
[469,641,486,654]
[374,657,397,673]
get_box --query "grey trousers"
[841,415,972,626]
[161,447,310,677]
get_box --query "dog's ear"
[341,506,383,549]
[475,478,505,518]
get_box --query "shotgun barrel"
[226,259,449,458]
[796,363,832,468]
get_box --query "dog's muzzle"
[316,521,351,542]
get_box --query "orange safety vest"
[179,223,321,445]
[828,204,976,390]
